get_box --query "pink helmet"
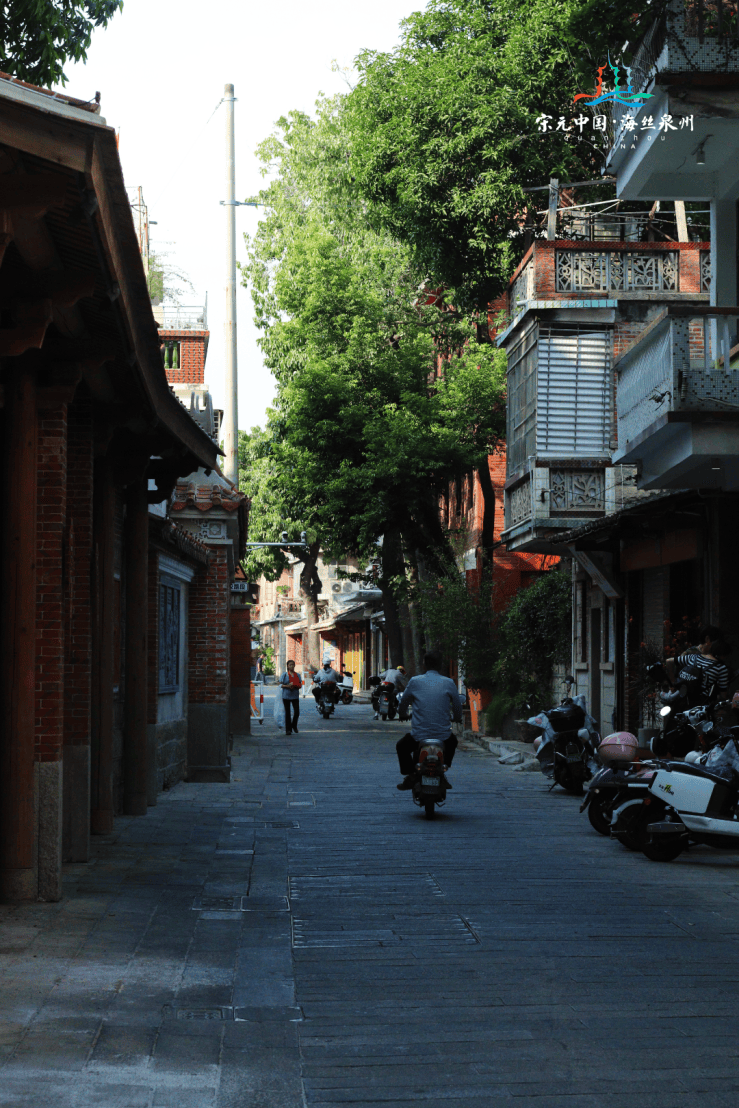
[598,731,639,763]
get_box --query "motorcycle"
[312,678,337,719]
[370,678,398,721]
[409,737,449,820]
[637,717,739,862]
[529,676,600,795]
[338,670,354,705]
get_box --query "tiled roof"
[150,517,211,566]
[170,472,248,514]
[0,70,102,112]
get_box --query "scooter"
[369,677,398,720]
[312,677,337,719]
[409,737,449,820]
[529,676,600,795]
[338,670,354,705]
[638,723,739,862]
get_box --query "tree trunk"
[379,526,405,668]
[299,541,322,671]
[477,457,497,570]
[401,535,423,674]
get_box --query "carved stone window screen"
[507,480,532,528]
[549,470,605,513]
[555,250,679,293]
[159,583,180,692]
[701,250,711,292]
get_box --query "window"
[162,340,181,370]
[537,328,611,458]
[159,582,180,691]
[506,321,538,474]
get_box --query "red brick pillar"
[188,548,231,780]
[230,604,251,736]
[35,399,68,900]
[123,480,149,815]
[90,458,116,835]
[63,388,93,862]
[0,363,39,900]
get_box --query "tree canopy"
[347,0,653,310]
[240,93,507,666]
[0,0,123,87]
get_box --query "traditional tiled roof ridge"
[0,70,101,112]
[150,516,211,565]
[170,471,250,514]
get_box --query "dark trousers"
[284,698,300,732]
[396,732,458,775]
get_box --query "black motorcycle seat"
[664,761,735,786]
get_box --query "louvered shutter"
[537,330,610,457]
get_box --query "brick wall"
[189,548,231,705]
[147,549,160,725]
[160,329,208,384]
[35,402,68,763]
[231,606,252,687]
[64,390,93,750]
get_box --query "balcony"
[506,241,709,320]
[607,0,739,200]
[613,306,739,488]
[153,304,208,330]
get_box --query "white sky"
[62,0,421,430]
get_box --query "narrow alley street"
[4,704,739,1108]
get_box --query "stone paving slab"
[5,702,739,1104]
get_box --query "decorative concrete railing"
[612,0,739,142]
[616,308,739,449]
[556,249,678,293]
[509,259,533,311]
[154,304,208,330]
[504,468,606,534]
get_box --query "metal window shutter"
[537,330,610,457]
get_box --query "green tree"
[242,95,507,667]
[347,0,653,310]
[0,0,123,87]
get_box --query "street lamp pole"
[221,83,258,489]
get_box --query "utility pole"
[223,82,238,486]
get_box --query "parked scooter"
[580,732,658,846]
[528,676,600,795]
[338,670,354,705]
[637,719,739,862]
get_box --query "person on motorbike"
[373,664,408,719]
[395,652,462,790]
[312,658,342,706]
[665,627,731,707]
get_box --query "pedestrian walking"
[280,659,303,734]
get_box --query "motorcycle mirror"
[660,705,672,718]
[565,675,574,686]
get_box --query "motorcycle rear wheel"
[388,705,397,720]
[424,800,435,820]
[587,796,612,836]
[554,762,584,796]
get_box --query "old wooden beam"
[90,458,115,836]
[123,479,150,816]
[0,361,38,899]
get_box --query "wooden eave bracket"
[0,297,52,356]
[568,547,623,599]
[0,172,69,217]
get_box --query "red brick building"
[0,75,220,901]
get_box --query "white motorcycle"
[637,722,739,862]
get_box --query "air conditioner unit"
[343,583,353,592]
[331,583,342,593]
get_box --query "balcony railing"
[510,259,533,311]
[154,304,208,330]
[504,468,606,532]
[612,0,739,142]
[616,307,739,451]
[556,250,678,293]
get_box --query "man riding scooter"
[373,664,408,720]
[395,652,462,790]
[312,658,342,708]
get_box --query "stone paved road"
[4,703,739,1107]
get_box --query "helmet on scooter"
[598,732,638,764]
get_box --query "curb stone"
[463,730,540,771]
